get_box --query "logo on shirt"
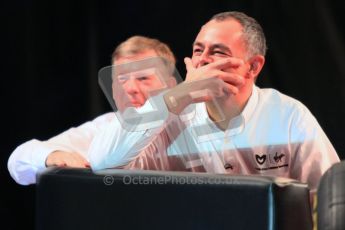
[254,152,288,171]
[255,154,266,165]
[224,163,234,170]
[273,152,285,163]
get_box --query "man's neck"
[206,85,253,131]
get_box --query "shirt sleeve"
[7,113,114,185]
[88,117,148,170]
[289,108,340,193]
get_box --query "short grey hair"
[211,11,267,58]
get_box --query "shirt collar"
[192,85,259,140]
[240,84,259,126]
[225,85,259,136]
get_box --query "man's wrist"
[164,90,191,115]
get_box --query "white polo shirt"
[94,85,339,192]
[8,112,115,185]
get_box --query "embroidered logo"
[255,154,266,165]
[224,163,233,170]
[273,152,285,163]
[254,152,288,171]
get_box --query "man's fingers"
[217,72,245,86]
[68,154,89,168]
[47,159,67,167]
[187,78,233,103]
[184,57,194,72]
[226,84,239,95]
[208,57,244,70]
[46,151,89,168]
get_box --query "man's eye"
[118,76,128,83]
[193,48,203,54]
[214,50,227,56]
[137,76,149,81]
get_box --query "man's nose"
[123,78,140,94]
[198,51,213,67]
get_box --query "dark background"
[1,0,345,229]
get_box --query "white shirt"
[7,113,115,185]
[89,86,340,192]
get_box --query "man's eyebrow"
[117,74,129,79]
[192,41,204,49]
[192,42,232,55]
[212,44,231,53]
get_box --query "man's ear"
[248,55,265,79]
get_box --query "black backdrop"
[1,0,345,229]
